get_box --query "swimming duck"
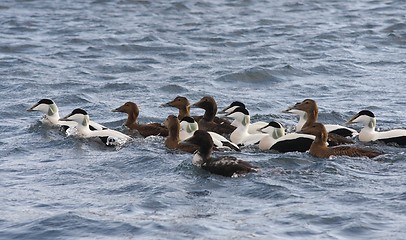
[27,99,105,131]
[60,109,131,146]
[162,96,230,125]
[221,101,268,134]
[285,99,357,145]
[346,110,406,146]
[299,122,382,158]
[113,102,168,137]
[164,115,199,153]
[226,107,268,146]
[185,130,258,177]
[179,116,240,151]
[258,121,315,152]
[191,96,236,135]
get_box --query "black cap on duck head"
[267,121,282,129]
[230,101,245,108]
[358,110,375,118]
[71,108,88,116]
[38,99,55,105]
[226,106,249,116]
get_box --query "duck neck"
[76,116,91,135]
[202,105,216,122]
[303,108,318,129]
[126,108,139,127]
[178,105,191,120]
[314,130,328,147]
[47,105,60,124]
[168,123,180,143]
[199,145,213,163]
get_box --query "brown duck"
[164,115,199,153]
[286,99,356,145]
[162,95,231,125]
[113,102,168,137]
[300,122,382,159]
[191,96,236,135]
[185,130,258,177]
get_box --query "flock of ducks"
[28,97,406,177]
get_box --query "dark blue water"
[1,0,405,239]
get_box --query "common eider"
[60,109,131,146]
[112,101,168,137]
[300,122,382,158]
[258,121,315,152]
[285,99,357,145]
[225,107,268,146]
[27,99,105,131]
[346,110,406,146]
[185,130,258,177]
[191,96,236,135]
[221,101,268,134]
[164,115,199,153]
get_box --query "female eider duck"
[285,99,357,145]
[225,107,268,146]
[191,96,236,135]
[163,115,199,153]
[258,121,315,152]
[300,122,382,158]
[179,116,240,151]
[185,130,258,177]
[113,101,168,137]
[27,99,105,131]
[221,101,268,134]
[162,95,230,125]
[60,109,131,146]
[346,110,406,146]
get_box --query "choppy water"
[1,0,405,239]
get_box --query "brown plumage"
[162,95,230,125]
[164,115,199,153]
[113,102,168,137]
[191,96,236,135]
[287,99,354,145]
[185,130,258,177]
[300,123,382,159]
[162,96,192,121]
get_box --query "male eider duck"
[221,101,268,134]
[164,115,199,153]
[300,122,382,158]
[162,96,230,125]
[185,130,258,177]
[258,121,315,152]
[179,116,240,151]
[226,107,268,146]
[346,110,406,146]
[191,96,236,135]
[60,109,131,146]
[285,99,357,145]
[113,101,168,137]
[27,99,105,131]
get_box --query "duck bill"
[27,103,39,112]
[59,113,74,122]
[160,102,172,107]
[190,102,200,108]
[345,113,360,125]
[112,105,124,113]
